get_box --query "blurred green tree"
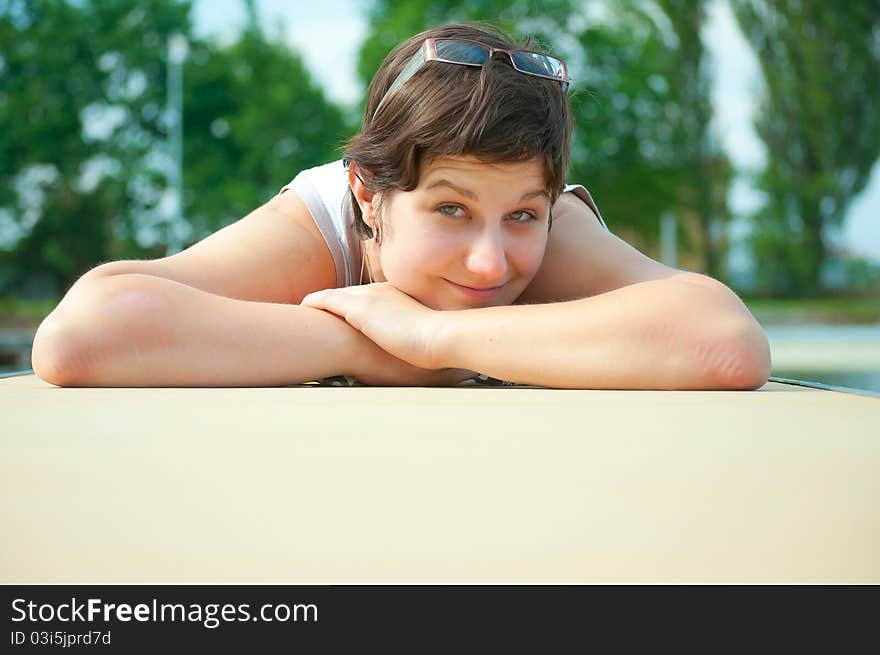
[657,0,732,279]
[731,0,880,297]
[0,0,193,297]
[568,1,730,267]
[179,0,349,248]
[0,0,347,299]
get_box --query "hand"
[301,282,445,370]
[352,347,479,387]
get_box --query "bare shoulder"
[74,188,336,306]
[515,190,684,304]
[265,187,328,253]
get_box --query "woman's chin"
[437,296,506,311]
[409,285,508,311]
[415,294,472,312]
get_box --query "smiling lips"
[445,278,504,299]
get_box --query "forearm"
[434,277,770,390]
[32,273,370,387]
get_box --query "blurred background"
[1,0,878,390]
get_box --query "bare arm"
[431,274,771,390]
[32,273,476,388]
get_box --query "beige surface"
[2,373,878,583]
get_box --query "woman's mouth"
[444,279,504,300]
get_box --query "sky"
[191,0,880,264]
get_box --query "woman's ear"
[347,165,376,222]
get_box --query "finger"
[304,290,369,332]
[300,289,332,307]
[300,292,349,320]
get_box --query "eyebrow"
[424,179,550,202]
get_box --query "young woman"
[31,22,770,390]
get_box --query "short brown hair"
[343,22,573,237]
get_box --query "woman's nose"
[464,226,508,280]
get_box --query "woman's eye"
[509,210,537,222]
[437,204,464,217]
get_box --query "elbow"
[32,278,168,387]
[32,314,102,387]
[31,317,84,387]
[30,281,119,387]
[30,272,139,387]
[675,277,771,390]
[704,320,772,390]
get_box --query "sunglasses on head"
[372,37,571,121]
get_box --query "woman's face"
[368,155,551,311]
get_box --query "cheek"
[383,245,448,309]
[379,234,444,291]
[512,234,548,275]
[392,226,451,271]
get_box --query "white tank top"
[280,158,609,289]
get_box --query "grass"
[0,296,60,328]
[742,297,880,325]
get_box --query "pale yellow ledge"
[2,372,878,584]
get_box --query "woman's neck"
[359,239,374,285]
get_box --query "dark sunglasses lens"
[434,39,489,65]
[511,52,566,80]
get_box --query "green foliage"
[569,8,680,239]
[657,0,732,278]
[1,0,193,294]
[179,21,350,244]
[568,3,712,248]
[743,295,880,324]
[0,294,59,325]
[0,0,347,296]
[731,0,880,296]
